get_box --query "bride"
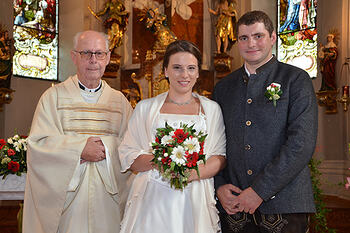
[118,40,226,233]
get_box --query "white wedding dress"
[129,112,207,233]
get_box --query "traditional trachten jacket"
[213,57,317,214]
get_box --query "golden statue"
[89,0,129,51]
[209,0,237,54]
[153,73,169,97]
[139,8,177,53]
[122,73,141,108]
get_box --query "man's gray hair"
[73,31,110,51]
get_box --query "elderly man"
[23,30,133,233]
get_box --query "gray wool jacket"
[213,57,317,214]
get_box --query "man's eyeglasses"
[74,50,109,60]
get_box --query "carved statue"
[139,8,177,53]
[122,73,141,108]
[209,0,237,54]
[89,0,129,51]
[0,25,14,111]
[319,30,339,91]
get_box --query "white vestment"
[23,75,133,233]
[119,92,226,233]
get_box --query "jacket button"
[247,169,253,175]
[245,144,251,150]
[247,99,252,104]
[246,120,251,126]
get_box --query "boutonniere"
[265,83,282,107]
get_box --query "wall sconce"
[0,87,15,111]
[337,85,350,111]
[337,58,350,112]
[316,90,339,114]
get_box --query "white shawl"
[119,92,226,233]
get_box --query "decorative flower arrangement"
[151,122,207,190]
[345,168,350,190]
[265,82,282,107]
[0,134,28,179]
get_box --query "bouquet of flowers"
[0,134,28,179]
[151,122,207,190]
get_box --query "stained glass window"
[13,0,58,80]
[278,0,317,78]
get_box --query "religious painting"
[13,0,58,80]
[277,0,317,78]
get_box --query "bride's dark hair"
[162,40,202,72]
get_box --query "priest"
[23,30,133,233]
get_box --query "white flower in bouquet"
[161,135,174,145]
[170,146,187,165]
[183,137,200,154]
[7,138,13,144]
[273,94,281,100]
[13,135,20,140]
[14,142,21,152]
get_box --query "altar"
[0,174,25,200]
[0,174,25,232]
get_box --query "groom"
[213,10,318,233]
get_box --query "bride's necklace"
[168,96,193,106]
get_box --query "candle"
[343,85,349,97]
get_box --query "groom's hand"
[231,187,263,214]
[216,184,242,215]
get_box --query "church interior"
[0,0,350,232]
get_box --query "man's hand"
[231,187,263,214]
[216,184,242,215]
[81,137,105,162]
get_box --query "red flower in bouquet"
[7,149,15,156]
[186,152,199,168]
[0,139,6,149]
[173,129,189,144]
[151,122,207,190]
[8,161,20,172]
